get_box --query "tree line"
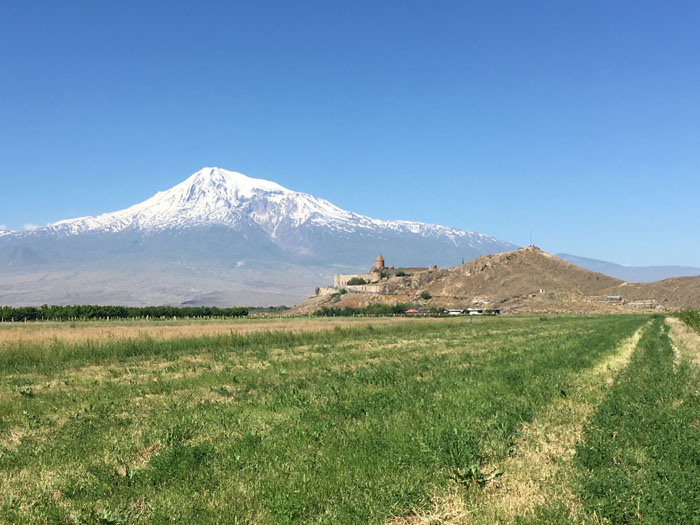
[0,304,249,321]
[314,303,443,317]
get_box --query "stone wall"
[334,272,381,287]
[345,284,383,294]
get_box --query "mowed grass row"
[571,318,700,523]
[1,316,645,524]
[0,316,421,347]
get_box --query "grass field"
[0,316,431,346]
[1,314,698,523]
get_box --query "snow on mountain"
[32,167,503,248]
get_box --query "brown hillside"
[377,246,624,312]
[408,246,621,297]
[387,246,622,312]
[294,247,625,313]
[293,246,700,314]
[602,276,700,309]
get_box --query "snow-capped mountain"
[0,167,516,306]
[38,167,501,246]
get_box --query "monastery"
[333,254,436,288]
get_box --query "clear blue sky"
[1,1,698,266]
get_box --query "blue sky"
[1,0,698,266]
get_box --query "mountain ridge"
[556,253,700,282]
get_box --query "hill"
[296,246,700,313]
[412,246,621,298]
[602,276,700,310]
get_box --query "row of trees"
[0,304,249,322]
[315,303,444,317]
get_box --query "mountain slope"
[0,167,516,306]
[556,253,700,282]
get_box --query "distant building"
[333,253,436,289]
[626,299,658,309]
[372,254,385,272]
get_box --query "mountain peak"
[46,167,348,234]
[182,167,291,198]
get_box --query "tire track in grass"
[389,321,649,525]
[574,318,700,524]
[474,322,647,524]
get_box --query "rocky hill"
[400,246,621,298]
[296,246,700,313]
[602,277,700,310]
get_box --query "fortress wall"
[334,273,380,287]
[334,274,366,287]
[345,284,383,294]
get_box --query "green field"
[1,315,698,523]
